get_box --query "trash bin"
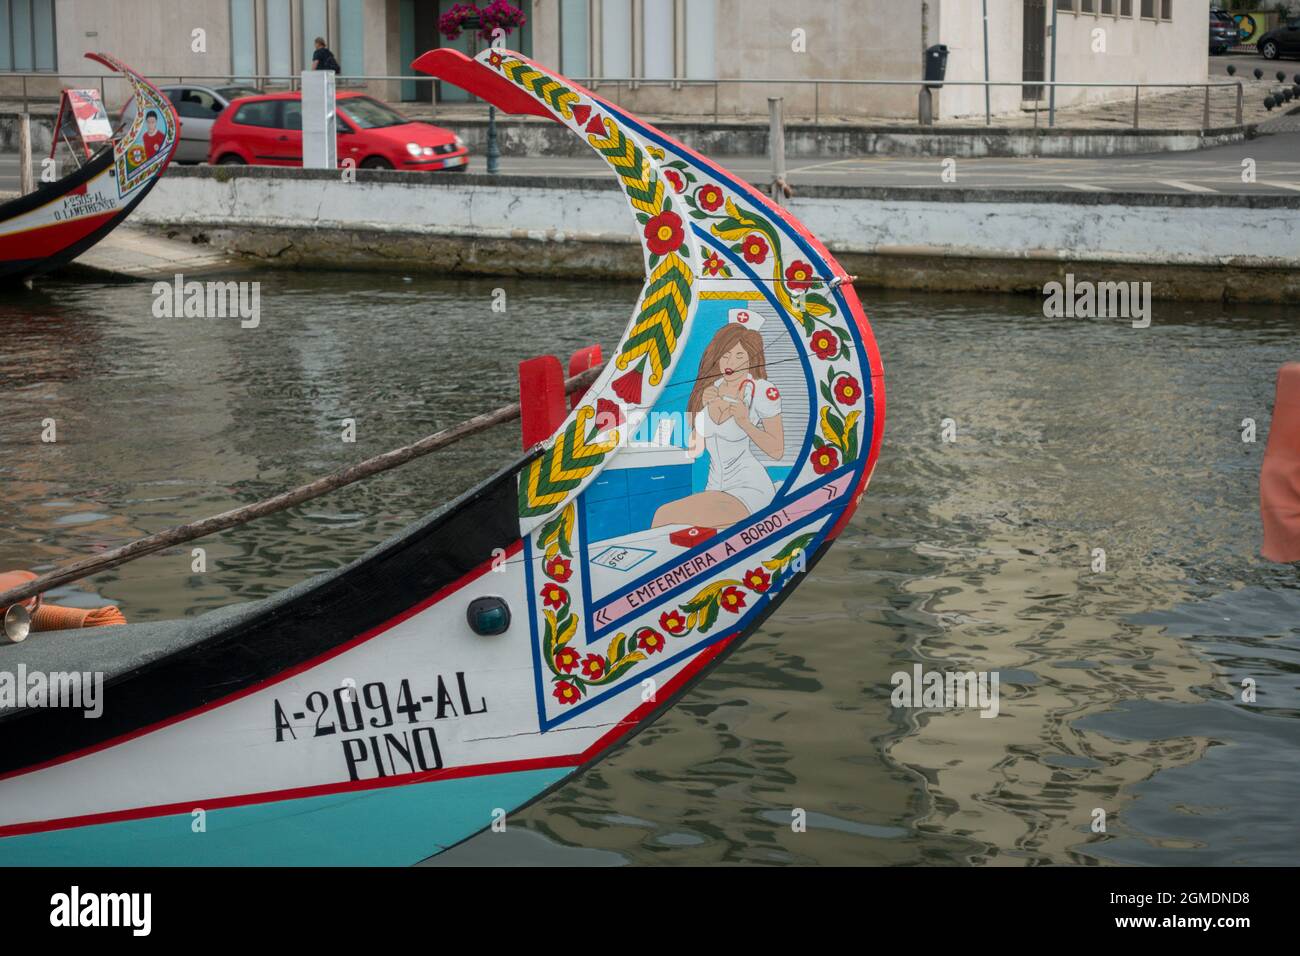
[924,44,949,88]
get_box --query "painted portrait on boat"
[578,297,810,584]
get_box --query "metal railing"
[0,70,1247,130]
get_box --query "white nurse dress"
[693,377,783,514]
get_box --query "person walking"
[312,37,341,73]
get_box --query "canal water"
[2,272,1297,866]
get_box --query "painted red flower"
[741,233,769,264]
[553,681,581,705]
[660,609,688,635]
[703,251,727,276]
[810,329,841,361]
[697,183,724,211]
[811,446,839,474]
[637,628,666,655]
[785,260,815,290]
[720,587,747,613]
[488,51,504,68]
[554,646,581,673]
[743,567,772,593]
[833,374,861,406]
[611,365,644,406]
[664,169,685,193]
[540,583,568,609]
[581,654,606,680]
[644,211,685,256]
[545,555,572,583]
[595,397,623,431]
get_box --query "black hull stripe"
[0,459,526,775]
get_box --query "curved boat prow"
[0,50,883,866]
[0,53,179,284]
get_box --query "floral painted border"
[540,514,816,708]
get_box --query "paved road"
[456,131,1300,195]
[6,131,1300,197]
[1209,49,1300,79]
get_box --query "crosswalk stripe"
[1158,180,1217,193]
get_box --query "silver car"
[121,84,263,164]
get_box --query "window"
[233,100,280,127]
[266,0,292,79]
[216,85,261,103]
[560,0,589,77]
[230,0,256,79]
[338,96,408,129]
[338,0,365,77]
[1160,0,1172,18]
[1080,0,1094,13]
[1055,0,1074,12]
[684,0,716,79]
[601,0,631,77]
[598,0,713,81]
[168,88,222,119]
[1140,0,1155,18]
[301,0,328,67]
[1,0,56,72]
[642,0,672,80]
[1101,0,1115,14]
[1120,0,1131,14]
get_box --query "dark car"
[1210,8,1237,55]
[1258,18,1300,60]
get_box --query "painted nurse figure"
[652,313,784,528]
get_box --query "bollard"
[767,96,788,207]
[18,113,34,196]
[918,86,934,126]
[301,69,337,169]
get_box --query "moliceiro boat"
[0,53,178,284]
[0,48,885,865]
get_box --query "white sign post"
[301,69,337,169]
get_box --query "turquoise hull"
[0,767,568,866]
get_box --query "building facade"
[2,0,1209,120]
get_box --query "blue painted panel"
[624,464,691,497]
[586,470,627,502]
[583,496,629,541]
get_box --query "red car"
[207,91,468,171]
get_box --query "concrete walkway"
[65,225,244,280]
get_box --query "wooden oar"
[0,363,606,610]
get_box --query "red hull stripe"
[0,635,733,839]
[0,211,118,261]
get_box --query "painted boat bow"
[0,53,179,283]
[0,50,883,866]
